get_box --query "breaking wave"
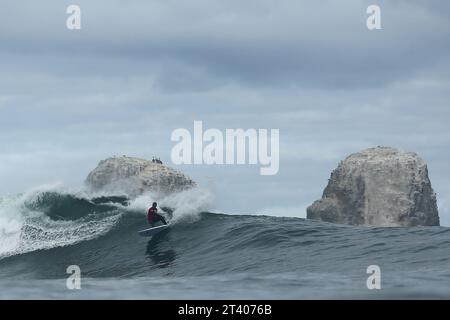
[1,184,450,301]
[0,185,213,259]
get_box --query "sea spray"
[0,184,214,259]
[0,195,24,257]
[127,187,214,224]
[0,186,122,259]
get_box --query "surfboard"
[138,225,169,237]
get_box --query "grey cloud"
[1,1,450,223]
[1,1,450,90]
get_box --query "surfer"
[147,202,167,227]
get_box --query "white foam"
[0,186,122,259]
[0,196,24,256]
[0,184,214,259]
[127,187,214,224]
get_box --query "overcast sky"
[1,1,450,224]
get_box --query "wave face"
[1,188,450,298]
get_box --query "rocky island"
[307,147,440,227]
[86,156,196,198]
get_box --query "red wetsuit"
[147,207,158,223]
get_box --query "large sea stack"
[86,156,196,197]
[307,147,440,227]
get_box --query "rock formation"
[307,147,440,227]
[86,156,196,197]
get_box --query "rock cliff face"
[86,156,196,197]
[307,147,440,227]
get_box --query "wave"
[1,186,450,286]
[0,185,213,260]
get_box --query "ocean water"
[1,189,450,299]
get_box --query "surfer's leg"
[159,215,167,225]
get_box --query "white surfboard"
[138,225,169,237]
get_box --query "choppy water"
[1,190,450,299]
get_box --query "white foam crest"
[0,196,24,256]
[127,187,214,224]
[0,185,122,259]
[12,213,121,257]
